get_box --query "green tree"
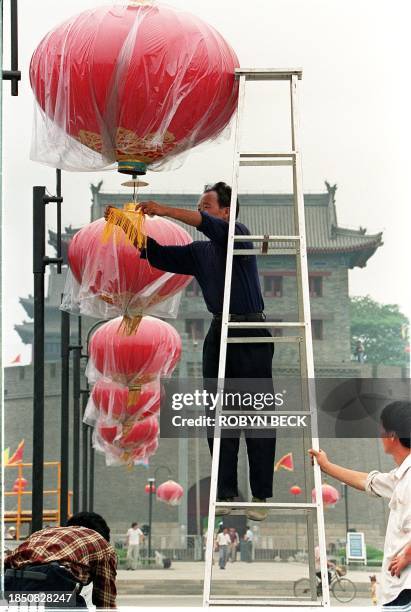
[350,296,409,366]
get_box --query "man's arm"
[137,201,202,228]
[141,238,196,276]
[309,449,368,491]
[137,203,232,246]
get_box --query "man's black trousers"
[203,319,276,499]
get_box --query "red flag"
[11,354,21,364]
[8,440,25,465]
[274,452,294,472]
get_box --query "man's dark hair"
[131,522,138,527]
[66,512,111,542]
[380,401,411,449]
[204,181,240,218]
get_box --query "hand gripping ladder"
[203,69,330,607]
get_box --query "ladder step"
[234,235,300,241]
[233,249,297,255]
[227,336,301,344]
[215,502,316,509]
[227,321,305,328]
[235,68,303,81]
[208,599,322,607]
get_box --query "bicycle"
[293,566,356,603]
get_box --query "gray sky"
[3,0,411,364]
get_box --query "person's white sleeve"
[400,474,411,532]
[365,469,396,498]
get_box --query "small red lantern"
[312,484,340,507]
[145,483,156,494]
[14,477,28,489]
[119,415,159,449]
[88,316,181,385]
[289,485,302,496]
[66,217,192,321]
[30,3,239,174]
[156,480,184,506]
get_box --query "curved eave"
[308,238,383,268]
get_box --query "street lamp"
[146,465,172,561]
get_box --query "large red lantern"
[88,316,181,385]
[312,484,340,507]
[30,3,239,174]
[156,480,184,506]
[65,216,192,321]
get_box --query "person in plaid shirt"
[4,512,117,608]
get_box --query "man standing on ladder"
[105,181,276,521]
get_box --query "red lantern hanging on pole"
[30,3,239,174]
[312,483,340,507]
[156,480,184,506]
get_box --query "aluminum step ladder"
[203,68,330,607]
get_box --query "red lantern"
[98,422,120,445]
[67,217,192,320]
[119,416,159,448]
[156,480,184,506]
[14,477,28,489]
[289,485,302,496]
[89,316,181,385]
[30,3,239,174]
[145,483,156,494]
[91,379,160,421]
[312,484,340,507]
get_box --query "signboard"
[346,531,367,564]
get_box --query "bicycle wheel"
[293,578,313,599]
[332,577,356,603]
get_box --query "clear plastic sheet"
[30,2,239,173]
[61,216,193,320]
[156,480,184,506]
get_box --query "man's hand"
[388,554,409,577]
[137,201,168,217]
[309,449,331,471]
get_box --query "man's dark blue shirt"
[140,212,264,315]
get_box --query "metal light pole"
[147,478,155,560]
[341,483,349,539]
[32,173,63,532]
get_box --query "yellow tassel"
[102,203,147,250]
[127,383,142,407]
[118,314,142,336]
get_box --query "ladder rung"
[234,235,300,241]
[240,159,294,167]
[208,599,322,607]
[227,336,301,344]
[227,321,305,328]
[215,502,316,509]
[235,68,303,81]
[240,152,297,158]
[233,249,297,255]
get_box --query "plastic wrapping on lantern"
[29,3,239,173]
[84,379,161,426]
[93,414,159,466]
[61,217,193,321]
[86,316,181,386]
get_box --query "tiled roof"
[95,190,383,267]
